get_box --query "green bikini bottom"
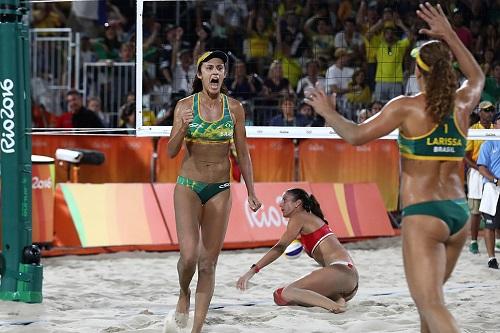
[401,198,470,235]
[176,175,230,204]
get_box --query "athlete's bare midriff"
[179,141,231,183]
[400,158,465,208]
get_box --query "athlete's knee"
[178,253,198,271]
[197,256,218,275]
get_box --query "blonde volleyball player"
[237,188,358,313]
[305,3,484,332]
[168,50,261,333]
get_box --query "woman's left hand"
[248,194,262,212]
[236,271,254,290]
[304,88,336,119]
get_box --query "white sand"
[1,237,499,333]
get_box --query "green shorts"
[401,198,470,235]
[177,175,230,204]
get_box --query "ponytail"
[286,188,328,223]
[418,41,457,124]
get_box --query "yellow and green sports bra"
[185,93,234,143]
[397,112,467,161]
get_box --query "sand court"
[0,237,499,333]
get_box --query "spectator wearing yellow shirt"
[371,16,413,103]
[356,1,380,91]
[275,16,302,89]
[465,101,495,254]
[244,10,273,76]
[345,69,372,120]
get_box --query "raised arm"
[167,97,193,158]
[417,3,484,112]
[305,89,408,145]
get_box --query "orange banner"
[155,137,185,183]
[32,161,55,244]
[52,182,394,251]
[298,139,400,211]
[247,138,295,182]
[32,136,154,183]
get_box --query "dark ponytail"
[286,188,327,223]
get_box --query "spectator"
[227,60,257,101]
[296,60,326,98]
[262,60,294,98]
[465,101,496,254]
[31,3,66,33]
[372,19,413,103]
[362,6,389,92]
[158,24,183,86]
[118,102,136,134]
[482,61,500,104]
[451,9,473,50]
[324,48,354,104]
[94,23,122,60]
[477,112,500,268]
[305,16,336,65]
[244,11,273,76]
[87,96,109,127]
[275,18,302,89]
[193,21,218,63]
[57,90,104,128]
[357,100,382,123]
[334,17,364,62]
[172,48,196,97]
[345,69,372,114]
[211,0,248,56]
[279,11,308,59]
[67,0,104,38]
[479,23,500,54]
[269,95,307,126]
[296,101,324,127]
[480,48,496,77]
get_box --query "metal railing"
[30,28,74,116]
[82,62,135,127]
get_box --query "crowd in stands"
[29,0,500,129]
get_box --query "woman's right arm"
[417,3,484,112]
[167,98,193,158]
[236,218,303,290]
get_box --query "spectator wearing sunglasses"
[465,100,496,255]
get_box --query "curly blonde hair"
[418,41,457,124]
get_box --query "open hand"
[236,271,253,290]
[416,3,453,40]
[304,87,336,119]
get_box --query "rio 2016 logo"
[244,196,288,228]
[1,79,15,154]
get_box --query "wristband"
[251,264,260,273]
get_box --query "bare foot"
[329,298,346,314]
[175,289,191,328]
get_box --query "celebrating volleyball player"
[305,3,484,332]
[237,188,358,314]
[167,50,261,333]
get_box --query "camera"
[55,149,83,163]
